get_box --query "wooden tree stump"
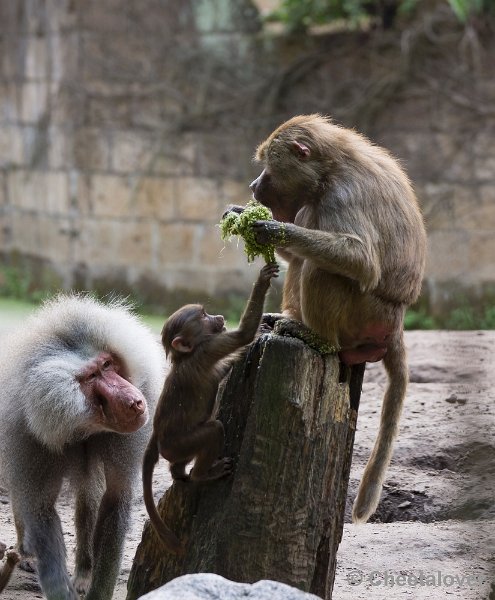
[127,322,364,600]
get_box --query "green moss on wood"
[273,319,339,355]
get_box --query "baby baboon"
[227,114,426,523]
[0,295,164,599]
[0,542,19,593]
[143,263,279,553]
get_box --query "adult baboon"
[0,295,164,599]
[227,114,426,523]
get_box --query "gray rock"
[139,573,322,600]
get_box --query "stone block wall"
[377,102,495,311]
[0,0,494,314]
[0,0,268,312]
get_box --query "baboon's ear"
[290,140,310,159]
[171,336,193,353]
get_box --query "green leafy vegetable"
[220,201,277,264]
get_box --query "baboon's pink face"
[77,352,148,433]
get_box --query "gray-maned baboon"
[0,542,19,593]
[143,263,279,554]
[0,295,164,599]
[227,114,426,523]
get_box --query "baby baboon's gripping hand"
[256,262,280,288]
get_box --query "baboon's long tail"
[352,331,408,523]
[142,437,183,554]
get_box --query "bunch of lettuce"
[220,201,276,264]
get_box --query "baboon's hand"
[221,205,245,220]
[6,551,20,566]
[252,220,287,246]
[258,263,279,286]
[261,312,284,329]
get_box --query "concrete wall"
[0,0,494,313]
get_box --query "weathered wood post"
[127,321,364,600]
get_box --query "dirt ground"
[1,330,494,599]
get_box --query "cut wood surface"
[127,323,364,600]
